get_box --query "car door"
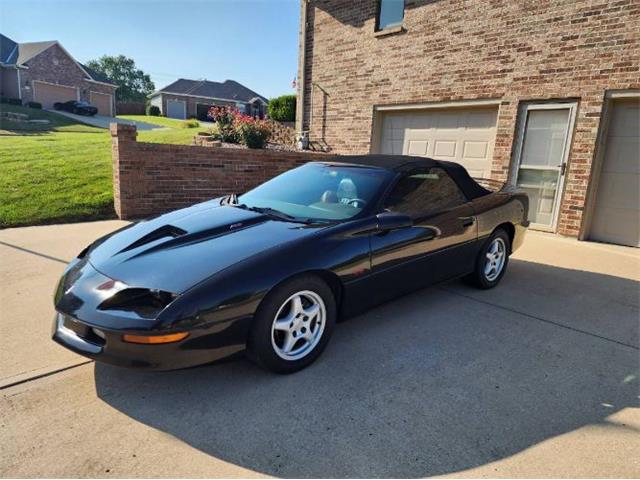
[368,167,478,301]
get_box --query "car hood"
[86,201,324,293]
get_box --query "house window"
[376,0,404,31]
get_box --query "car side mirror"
[376,211,413,232]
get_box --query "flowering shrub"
[207,106,272,148]
[208,106,239,143]
[234,113,271,149]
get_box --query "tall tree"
[86,55,155,102]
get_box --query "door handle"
[557,163,567,176]
[460,216,475,227]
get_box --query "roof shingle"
[158,78,267,103]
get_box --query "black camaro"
[53,155,529,373]
[53,100,98,116]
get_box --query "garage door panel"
[466,110,498,129]
[609,103,639,137]
[89,92,112,116]
[434,140,456,158]
[602,139,639,175]
[596,172,640,210]
[34,82,77,109]
[590,99,640,247]
[166,100,186,119]
[591,207,639,247]
[380,106,498,178]
[463,141,489,159]
[407,140,429,156]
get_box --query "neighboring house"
[0,33,117,115]
[296,0,640,247]
[149,78,268,120]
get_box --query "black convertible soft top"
[322,154,492,200]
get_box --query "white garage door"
[166,99,186,119]
[589,99,640,247]
[33,81,77,109]
[379,106,498,178]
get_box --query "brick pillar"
[110,123,138,219]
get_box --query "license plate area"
[63,315,91,338]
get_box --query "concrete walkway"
[47,110,167,130]
[0,222,638,477]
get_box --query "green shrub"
[267,94,296,122]
[181,119,200,128]
[0,97,22,106]
[147,105,161,116]
[26,101,42,109]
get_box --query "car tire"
[247,275,336,374]
[466,228,511,289]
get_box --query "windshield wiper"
[246,206,298,221]
[222,196,316,224]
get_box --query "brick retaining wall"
[110,124,327,219]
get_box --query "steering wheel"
[346,198,367,208]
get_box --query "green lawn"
[0,105,199,228]
[117,115,202,129]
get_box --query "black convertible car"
[53,100,98,116]
[53,155,529,373]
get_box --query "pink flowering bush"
[207,106,271,148]
[208,106,239,143]
[233,113,271,149]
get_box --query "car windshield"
[75,101,90,106]
[238,163,392,221]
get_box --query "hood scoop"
[118,225,187,254]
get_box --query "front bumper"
[52,312,249,370]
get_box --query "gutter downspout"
[296,0,309,149]
[17,68,22,100]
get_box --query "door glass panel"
[516,169,560,227]
[516,107,572,228]
[520,109,570,167]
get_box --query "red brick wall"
[110,124,328,219]
[299,0,640,236]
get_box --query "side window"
[376,0,404,31]
[384,167,468,217]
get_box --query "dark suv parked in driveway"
[53,100,98,116]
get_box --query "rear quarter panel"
[471,188,529,252]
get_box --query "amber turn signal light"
[122,332,189,344]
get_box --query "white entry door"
[511,103,577,231]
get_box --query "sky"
[0,0,300,98]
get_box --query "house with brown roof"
[0,33,117,115]
[149,78,268,120]
[296,0,639,247]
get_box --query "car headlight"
[98,288,178,318]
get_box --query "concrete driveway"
[47,110,167,130]
[1,222,638,477]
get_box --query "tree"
[267,94,296,122]
[86,55,155,102]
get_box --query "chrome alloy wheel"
[271,290,326,361]
[484,237,506,282]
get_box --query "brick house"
[0,34,117,115]
[149,78,268,120]
[296,0,639,247]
